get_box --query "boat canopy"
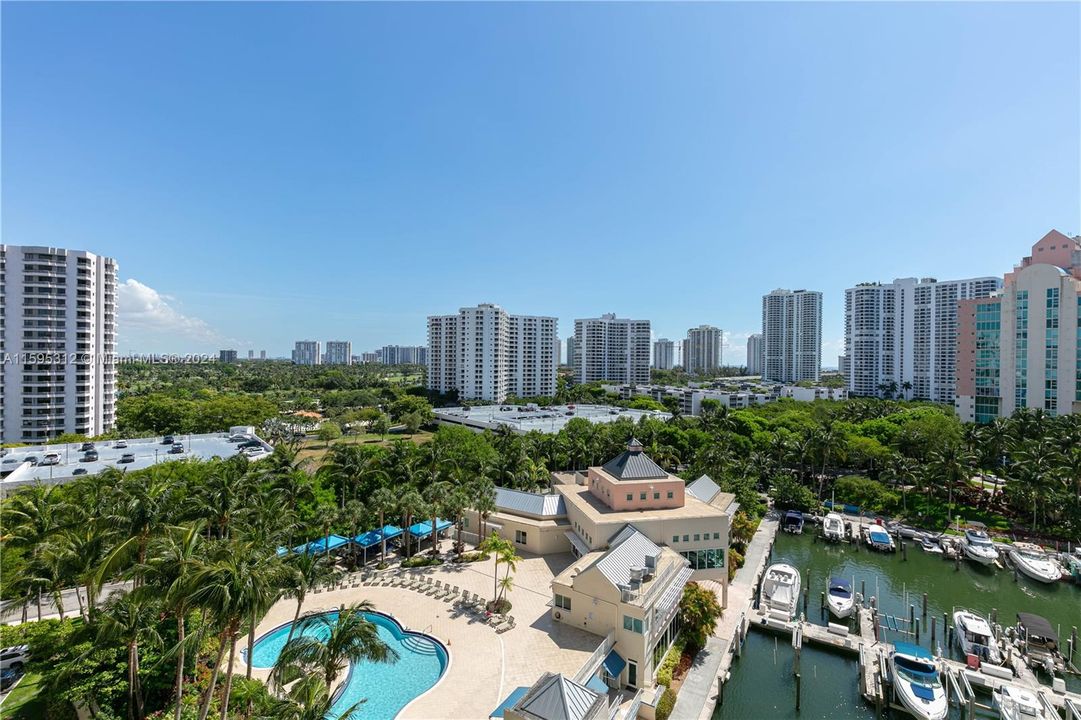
[784,510,803,522]
[895,641,933,661]
[1017,613,1059,644]
[869,530,891,543]
[828,578,852,596]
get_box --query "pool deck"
[244,546,600,719]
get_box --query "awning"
[564,530,591,557]
[1017,613,1059,643]
[302,534,350,554]
[586,675,608,694]
[354,530,383,549]
[602,649,626,678]
[408,521,433,538]
[489,686,529,718]
[380,525,404,540]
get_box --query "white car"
[113,440,128,449]
[0,645,29,672]
[40,453,61,466]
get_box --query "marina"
[711,521,1081,720]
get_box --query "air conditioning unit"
[644,553,658,571]
[618,583,635,602]
[629,567,645,582]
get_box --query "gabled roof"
[513,673,603,720]
[600,439,669,481]
[686,474,720,503]
[494,486,566,517]
[594,525,663,587]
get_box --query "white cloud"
[118,279,235,350]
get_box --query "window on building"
[667,491,674,499]
[682,535,689,542]
[653,492,660,500]
[693,534,700,541]
[713,532,720,540]
[623,615,644,634]
[640,492,647,501]
[626,494,633,501]
[554,594,571,611]
[672,535,679,543]
[515,530,527,545]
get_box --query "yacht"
[1015,613,1063,675]
[826,577,854,619]
[952,609,1003,665]
[961,529,999,565]
[1060,548,1081,584]
[890,643,947,720]
[782,510,804,535]
[760,563,801,620]
[822,513,845,543]
[1008,544,1062,584]
[866,526,896,552]
[994,685,1050,720]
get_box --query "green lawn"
[0,671,44,720]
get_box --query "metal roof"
[594,526,663,588]
[494,487,566,517]
[652,566,693,627]
[514,673,602,720]
[600,440,669,481]
[686,474,721,503]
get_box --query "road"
[0,581,131,625]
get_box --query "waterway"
[714,529,1081,719]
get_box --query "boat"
[1015,613,1063,675]
[822,513,845,542]
[1060,549,1081,584]
[782,510,804,535]
[826,577,854,619]
[961,529,999,566]
[760,563,802,620]
[1008,543,1062,584]
[889,642,947,720]
[920,536,943,555]
[952,609,1003,665]
[866,526,896,552]
[993,685,1051,720]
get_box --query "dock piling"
[1073,627,1078,660]
[922,592,927,619]
[909,604,915,636]
[931,616,937,650]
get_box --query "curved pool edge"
[332,610,452,720]
[245,608,452,720]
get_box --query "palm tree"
[97,591,164,720]
[929,444,973,513]
[260,674,365,720]
[369,487,397,565]
[100,473,177,588]
[138,522,205,720]
[884,455,917,513]
[283,553,337,648]
[470,477,496,543]
[273,602,398,689]
[4,481,67,616]
[397,490,426,558]
[314,505,338,561]
[422,482,450,557]
[478,533,514,606]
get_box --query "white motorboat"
[822,513,845,542]
[952,609,1003,665]
[920,536,943,555]
[1008,543,1062,584]
[760,563,801,620]
[961,529,999,565]
[826,577,854,619]
[866,526,896,552]
[890,643,947,720]
[994,684,1050,720]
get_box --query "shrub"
[655,636,687,687]
[656,686,677,720]
[401,555,443,568]
[458,551,490,563]
[727,548,744,582]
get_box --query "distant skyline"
[3,2,1078,366]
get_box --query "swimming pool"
[248,611,449,719]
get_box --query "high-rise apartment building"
[219,349,238,363]
[259,350,267,360]
[574,314,651,385]
[684,325,723,374]
[427,303,557,402]
[324,341,353,365]
[553,337,562,367]
[0,245,118,443]
[565,336,577,369]
[247,350,255,360]
[292,340,321,365]
[379,344,427,365]
[761,289,822,383]
[843,275,1001,400]
[956,230,1081,422]
[653,339,675,370]
[746,334,763,375]
[360,351,379,364]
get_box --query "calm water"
[714,531,1081,720]
[248,611,448,719]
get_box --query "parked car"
[238,440,262,449]
[0,645,29,672]
[24,456,39,466]
[82,450,99,462]
[227,434,247,443]
[80,442,95,452]
[169,443,184,454]
[0,668,21,691]
[72,468,88,476]
[118,453,136,464]
[113,440,128,449]
[40,453,60,466]
[162,435,175,445]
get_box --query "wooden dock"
[747,603,1081,716]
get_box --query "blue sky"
[4,2,1079,365]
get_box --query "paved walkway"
[670,516,779,720]
[1,581,131,625]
